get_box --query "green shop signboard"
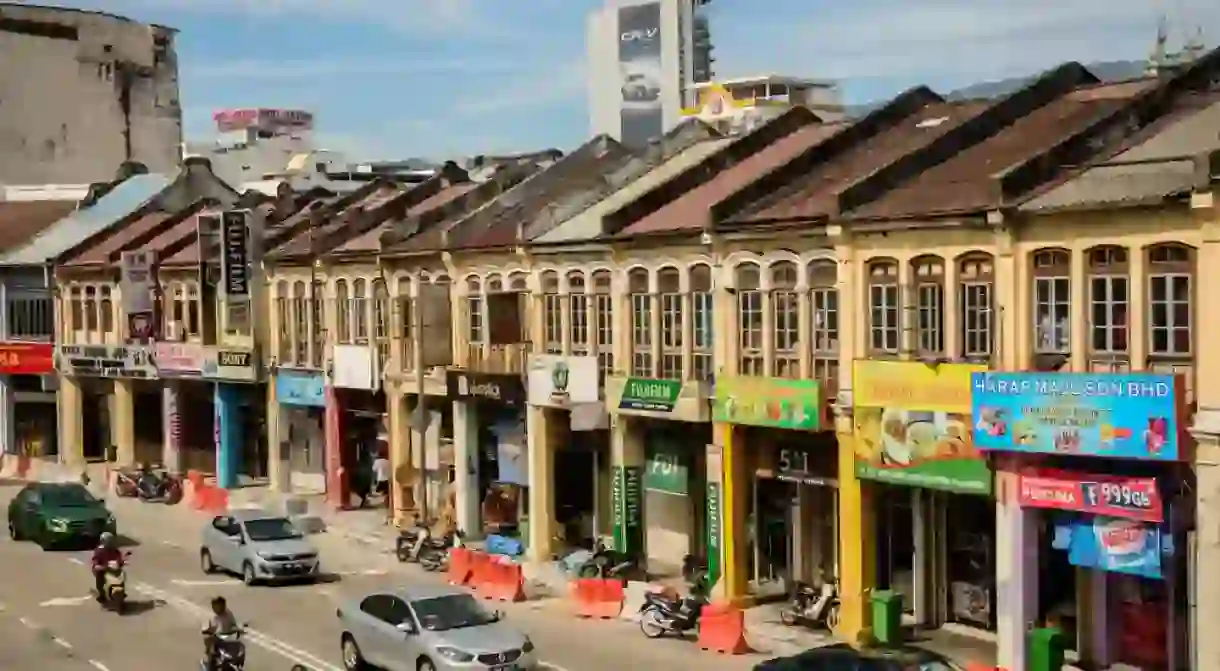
[712,375,821,430]
[611,465,644,555]
[644,439,688,495]
[705,482,722,590]
[619,377,682,412]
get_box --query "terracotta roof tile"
[0,200,77,255]
[849,81,1157,219]
[732,100,992,223]
[271,184,404,257]
[618,123,846,236]
[332,183,479,254]
[159,241,201,266]
[131,213,202,261]
[62,212,170,266]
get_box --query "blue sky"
[43,0,1220,160]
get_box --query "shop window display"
[946,493,996,629]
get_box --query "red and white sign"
[154,343,206,374]
[213,108,313,133]
[1018,468,1163,523]
[0,342,54,374]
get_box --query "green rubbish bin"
[870,590,904,646]
[1028,627,1065,671]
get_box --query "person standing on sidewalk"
[372,450,391,507]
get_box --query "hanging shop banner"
[971,372,1184,461]
[1018,469,1162,523]
[275,370,325,407]
[712,375,821,430]
[332,344,375,390]
[0,342,54,375]
[608,375,710,421]
[1054,515,1165,579]
[854,360,991,495]
[447,371,526,405]
[527,354,600,407]
[154,342,206,377]
[611,465,644,556]
[56,344,156,379]
[119,251,155,341]
[705,443,724,590]
[220,210,251,299]
[203,347,258,383]
[644,438,689,495]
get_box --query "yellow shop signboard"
[853,360,992,495]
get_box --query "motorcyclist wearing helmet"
[91,532,123,602]
[202,596,240,669]
[136,461,159,499]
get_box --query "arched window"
[628,268,652,376]
[1086,246,1129,370]
[867,258,899,354]
[1031,249,1071,354]
[770,261,799,378]
[958,253,994,361]
[335,279,351,344]
[352,278,369,344]
[735,263,763,375]
[658,267,682,379]
[541,270,562,354]
[911,255,944,356]
[592,270,614,374]
[690,264,714,381]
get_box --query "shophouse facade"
[0,190,82,458]
[51,158,245,474]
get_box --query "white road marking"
[134,582,343,671]
[88,661,112,671]
[538,665,573,671]
[67,557,85,566]
[17,616,36,629]
[39,595,95,607]
[161,540,181,548]
[170,578,236,587]
[52,637,72,649]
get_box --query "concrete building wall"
[0,4,182,184]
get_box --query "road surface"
[0,484,764,670]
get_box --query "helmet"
[99,531,115,546]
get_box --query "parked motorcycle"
[681,553,707,584]
[136,470,184,505]
[419,530,465,572]
[201,627,247,671]
[780,579,839,629]
[113,469,141,498]
[395,519,434,563]
[578,539,645,581]
[97,552,131,614]
[638,578,710,638]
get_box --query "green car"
[6,482,117,549]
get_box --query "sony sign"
[621,28,658,42]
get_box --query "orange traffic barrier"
[475,560,526,602]
[965,665,1003,671]
[447,547,474,586]
[570,578,624,619]
[191,485,229,512]
[466,551,495,590]
[697,602,749,655]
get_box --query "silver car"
[338,584,538,671]
[199,509,320,585]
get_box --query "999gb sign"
[1019,469,1162,523]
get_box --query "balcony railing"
[463,343,532,374]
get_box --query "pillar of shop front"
[609,415,644,556]
[111,379,136,466]
[266,378,286,492]
[994,467,1039,671]
[161,381,183,473]
[710,423,751,605]
[525,405,556,563]
[452,399,481,537]
[1192,418,1220,671]
[387,391,416,521]
[323,386,349,508]
[0,375,14,455]
[835,403,876,646]
[214,384,241,490]
[57,375,85,465]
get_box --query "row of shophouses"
[3,53,1220,669]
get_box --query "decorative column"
[995,468,1038,671]
[452,399,481,537]
[214,383,241,489]
[162,381,183,473]
[0,375,14,455]
[835,403,877,645]
[266,377,287,492]
[57,375,85,465]
[323,385,348,508]
[111,379,135,465]
[711,422,751,605]
[525,405,555,562]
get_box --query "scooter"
[578,539,645,580]
[113,470,141,498]
[96,552,131,614]
[395,519,434,563]
[201,626,248,671]
[419,530,465,572]
[136,470,184,505]
[638,578,710,638]
[780,580,839,629]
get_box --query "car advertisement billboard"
[618,2,663,147]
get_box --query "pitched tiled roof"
[0,174,170,265]
[270,182,406,257]
[848,79,1159,219]
[331,183,480,255]
[728,99,992,224]
[61,212,171,265]
[618,122,846,236]
[0,200,79,255]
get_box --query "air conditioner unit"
[165,320,185,342]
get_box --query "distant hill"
[946,60,1148,100]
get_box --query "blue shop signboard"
[1052,515,1171,579]
[971,372,1184,461]
[276,370,325,407]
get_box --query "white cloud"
[451,60,587,116]
[185,57,536,79]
